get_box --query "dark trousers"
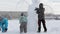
[20,22,27,33]
[38,19,47,32]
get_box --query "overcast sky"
[0,0,32,11]
[0,0,60,14]
[40,0,60,14]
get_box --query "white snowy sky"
[40,0,60,14]
[0,0,60,14]
[0,0,32,11]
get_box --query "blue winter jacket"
[0,17,8,29]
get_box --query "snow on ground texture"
[0,19,60,34]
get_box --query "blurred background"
[0,0,60,20]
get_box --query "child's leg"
[0,27,1,31]
[20,23,23,33]
[0,23,2,31]
[1,25,5,32]
[42,19,47,32]
[24,23,27,33]
[38,19,41,32]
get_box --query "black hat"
[21,13,24,16]
[39,3,43,6]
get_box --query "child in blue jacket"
[0,16,8,32]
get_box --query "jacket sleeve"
[25,16,27,22]
[0,22,2,27]
[19,16,22,23]
[43,8,45,12]
[35,8,39,14]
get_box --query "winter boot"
[44,29,47,32]
[37,27,41,33]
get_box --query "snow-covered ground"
[0,19,60,34]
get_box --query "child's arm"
[19,16,22,24]
[25,16,27,23]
